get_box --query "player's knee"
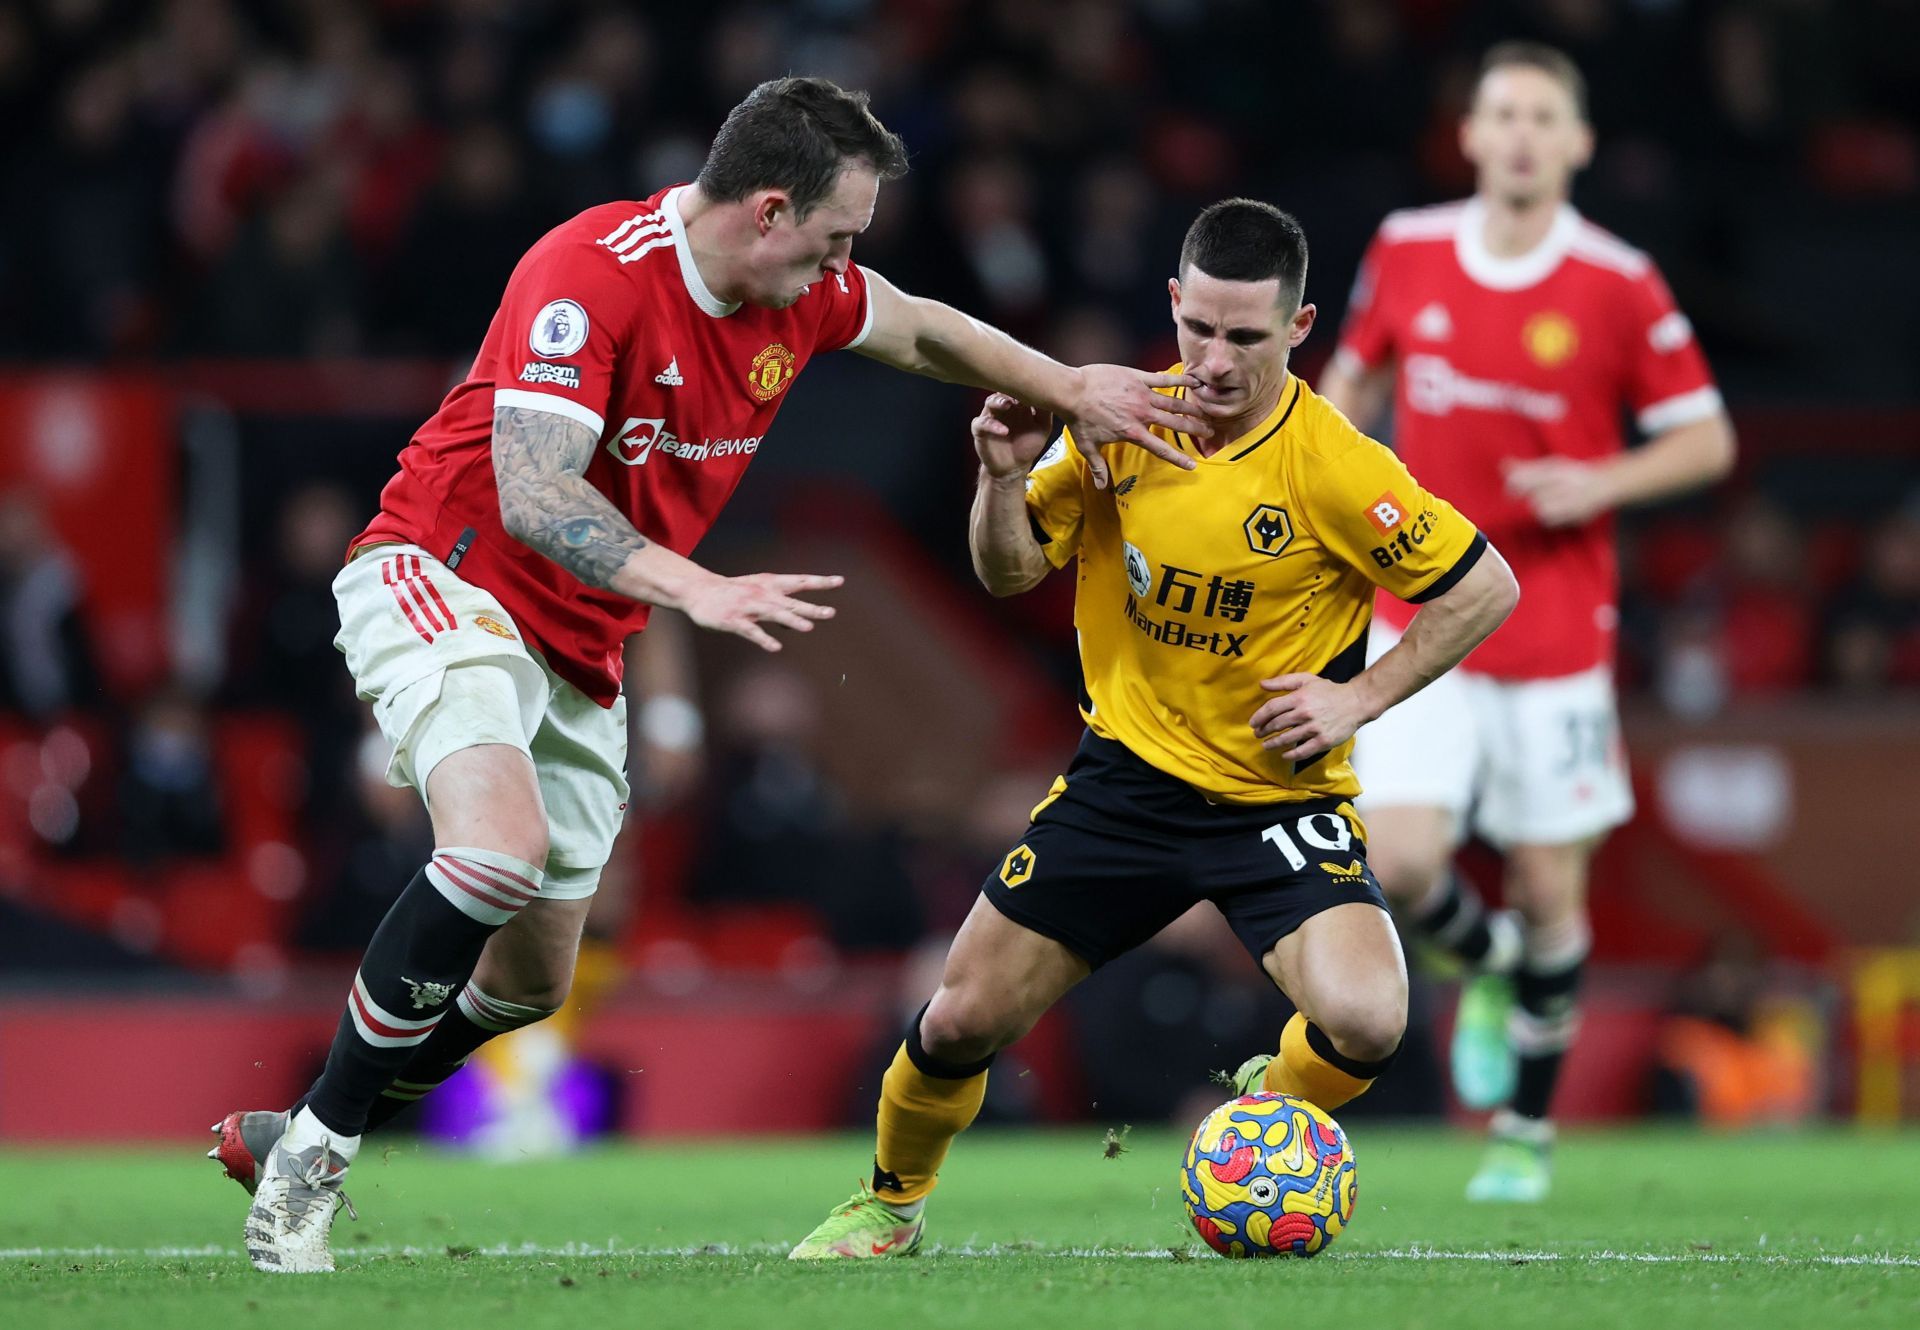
[1314,986,1408,1065]
[919,989,1023,1064]
[445,819,548,876]
[426,750,550,868]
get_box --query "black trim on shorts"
[1408,530,1488,604]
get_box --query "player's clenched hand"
[1249,674,1374,761]
[681,572,842,653]
[1063,364,1211,489]
[1504,456,1616,528]
[973,393,1055,479]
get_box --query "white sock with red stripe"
[425,847,545,927]
[455,983,555,1033]
[303,850,544,1137]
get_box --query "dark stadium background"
[0,0,1915,1143]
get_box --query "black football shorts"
[981,731,1390,969]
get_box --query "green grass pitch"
[4,1127,1918,1329]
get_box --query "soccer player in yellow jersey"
[790,199,1520,1259]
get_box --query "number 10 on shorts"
[1261,812,1354,871]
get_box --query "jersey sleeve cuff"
[1027,509,1078,569]
[1636,385,1723,435]
[1406,530,1488,604]
[494,388,606,437]
[843,264,877,349]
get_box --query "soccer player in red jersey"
[1319,43,1735,1201]
[215,77,1212,1273]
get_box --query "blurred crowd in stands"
[1,0,1916,976]
[2,0,1917,400]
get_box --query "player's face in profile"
[752,165,879,307]
[1461,66,1593,208]
[1168,270,1312,421]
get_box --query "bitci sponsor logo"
[1363,492,1407,537]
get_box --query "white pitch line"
[4,1244,1918,1267]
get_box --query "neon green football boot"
[1230,1054,1274,1097]
[788,1183,926,1261]
[1450,973,1518,1110]
[1465,1110,1552,1203]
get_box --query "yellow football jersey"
[1026,367,1484,804]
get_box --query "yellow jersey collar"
[1172,369,1303,464]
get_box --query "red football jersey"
[354,184,874,705]
[1333,199,1721,679]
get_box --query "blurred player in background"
[1319,42,1736,1202]
[790,200,1519,1260]
[211,75,1215,1274]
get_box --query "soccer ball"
[1179,1092,1356,1258]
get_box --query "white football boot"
[244,1118,357,1273]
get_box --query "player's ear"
[753,190,790,236]
[1570,121,1595,171]
[1168,276,1182,316]
[1288,303,1317,348]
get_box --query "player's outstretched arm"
[1250,545,1519,760]
[968,394,1055,597]
[855,269,1210,489]
[492,404,841,651]
[1504,412,1736,528]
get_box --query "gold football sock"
[1262,1012,1398,1112]
[872,1011,992,1205]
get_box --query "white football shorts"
[1351,622,1633,848]
[331,544,629,898]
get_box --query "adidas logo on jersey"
[654,357,684,387]
[1413,302,1453,341]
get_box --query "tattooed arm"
[491,404,843,651]
[492,405,650,589]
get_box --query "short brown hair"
[1478,41,1588,122]
[1179,199,1310,311]
[697,77,908,217]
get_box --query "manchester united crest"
[748,342,797,401]
[1522,311,1579,368]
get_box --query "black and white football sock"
[1508,915,1591,1122]
[299,848,544,1141]
[1412,871,1522,974]
[361,983,558,1131]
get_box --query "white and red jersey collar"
[662,185,741,319]
[1454,197,1582,291]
